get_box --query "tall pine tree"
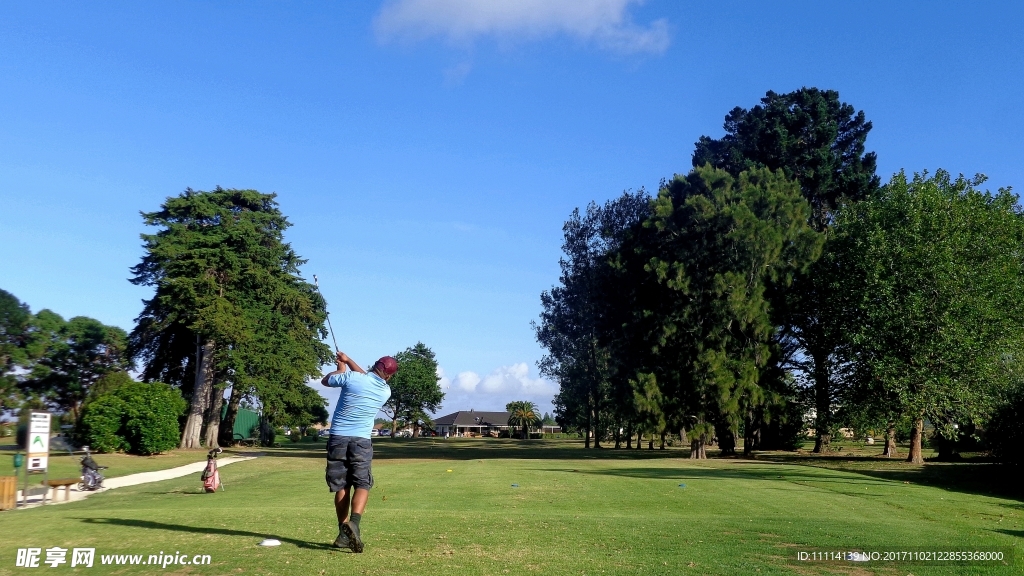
[129,187,331,448]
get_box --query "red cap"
[374,356,398,376]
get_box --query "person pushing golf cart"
[321,351,396,553]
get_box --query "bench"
[44,478,80,501]
[233,434,258,447]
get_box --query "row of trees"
[1,289,129,421]
[537,88,1024,463]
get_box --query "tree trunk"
[811,349,831,453]
[220,386,244,446]
[719,429,736,456]
[635,432,642,450]
[614,426,621,449]
[625,426,633,449]
[259,414,272,446]
[648,436,654,450]
[591,406,602,448]
[906,417,924,464]
[659,431,666,450]
[391,416,398,440]
[180,340,214,449]
[203,382,224,449]
[882,426,897,458]
[743,413,756,457]
[690,437,707,459]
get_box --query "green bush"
[79,381,186,455]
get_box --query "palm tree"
[506,401,539,440]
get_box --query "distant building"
[433,410,511,437]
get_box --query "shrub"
[987,384,1024,466]
[79,381,186,455]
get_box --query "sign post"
[23,411,50,505]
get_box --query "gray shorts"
[325,435,374,492]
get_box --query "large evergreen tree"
[129,187,332,448]
[693,88,880,451]
[634,166,820,458]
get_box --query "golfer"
[321,351,396,553]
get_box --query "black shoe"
[332,531,350,548]
[342,521,363,553]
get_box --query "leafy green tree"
[506,400,540,439]
[834,171,1024,463]
[382,342,444,438]
[536,190,650,448]
[635,166,820,458]
[129,187,332,448]
[693,88,880,452]
[0,289,33,412]
[20,311,128,422]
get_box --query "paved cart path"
[14,455,258,508]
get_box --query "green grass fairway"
[0,439,1020,575]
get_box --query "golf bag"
[78,447,106,491]
[202,448,223,492]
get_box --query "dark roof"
[434,410,510,427]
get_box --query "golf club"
[313,275,340,354]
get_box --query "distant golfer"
[321,351,397,553]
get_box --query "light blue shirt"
[326,371,392,438]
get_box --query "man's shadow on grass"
[75,518,336,551]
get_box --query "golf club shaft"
[325,312,339,354]
[313,275,340,353]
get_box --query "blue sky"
[1,1,1022,417]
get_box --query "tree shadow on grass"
[75,518,336,551]
[552,459,1023,502]
[264,439,688,462]
[553,465,891,484]
[757,455,1019,500]
[993,529,1024,539]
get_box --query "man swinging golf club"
[321,350,397,553]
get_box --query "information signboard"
[26,412,50,472]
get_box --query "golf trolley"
[202,447,223,493]
[78,446,107,491]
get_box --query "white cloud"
[374,0,670,55]
[436,362,556,414]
